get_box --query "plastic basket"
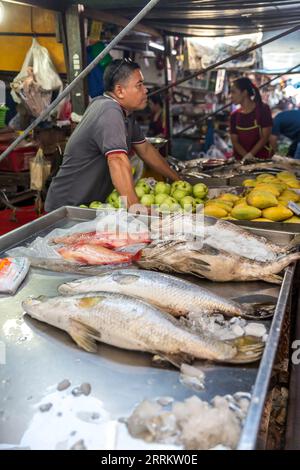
[0,106,8,128]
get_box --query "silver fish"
[22,293,263,364]
[151,214,299,262]
[58,269,273,319]
[138,240,300,284]
[203,217,298,262]
[272,154,300,171]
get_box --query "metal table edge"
[237,265,295,450]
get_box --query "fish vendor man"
[45,59,179,212]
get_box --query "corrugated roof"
[15,1,300,37]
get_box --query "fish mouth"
[58,284,74,295]
[22,295,47,312]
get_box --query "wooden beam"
[84,7,162,39]
[64,5,88,115]
[3,1,63,10]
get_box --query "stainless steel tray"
[0,206,295,450]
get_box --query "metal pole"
[163,34,172,154]
[0,0,161,163]
[174,62,300,137]
[148,24,300,98]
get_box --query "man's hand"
[133,140,179,182]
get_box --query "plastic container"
[0,142,38,172]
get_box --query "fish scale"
[58,268,252,318]
[22,292,263,364]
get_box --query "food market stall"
[0,204,299,450]
[1,0,300,452]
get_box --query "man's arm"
[107,152,139,207]
[133,140,179,181]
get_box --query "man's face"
[115,69,148,111]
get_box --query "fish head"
[58,272,115,295]
[22,295,73,330]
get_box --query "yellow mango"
[276,171,297,182]
[204,205,228,218]
[242,179,256,187]
[280,190,300,202]
[222,216,238,220]
[285,179,300,189]
[254,183,281,197]
[246,190,278,209]
[256,174,277,183]
[234,197,247,206]
[218,193,240,203]
[206,199,232,212]
[262,205,293,221]
[270,181,287,193]
[252,218,274,222]
[231,205,262,220]
[283,216,300,223]
[277,198,289,207]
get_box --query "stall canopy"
[16,0,300,37]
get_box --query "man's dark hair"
[103,59,140,92]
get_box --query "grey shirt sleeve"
[131,118,146,144]
[93,103,129,156]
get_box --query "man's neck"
[104,92,130,115]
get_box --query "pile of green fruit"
[105,179,209,212]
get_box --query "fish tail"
[241,301,275,319]
[274,252,300,270]
[225,336,264,364]
[287,234,300,250]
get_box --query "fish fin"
[152,352,193,369]
[69,318,101,353]
[260,274,283,284]
[287,234,300,250]
[132,250,142,262]
[112,272,140,285]
[226,336,264,364]
[240,301,276,319]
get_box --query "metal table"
[0,207,296,450]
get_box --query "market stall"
[0,206,298,450]
[1,0,300,452]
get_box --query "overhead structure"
[9,1,300,37]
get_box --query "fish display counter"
[0,206,297,450]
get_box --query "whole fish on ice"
[22,293,263,364]
[151,214,299,262]
[57,243,139,265]
[137,240,300,283]
[58,269,274,319]
[52,231,150,249]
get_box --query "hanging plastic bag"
[30,148,51,191]
[10,38,63,117]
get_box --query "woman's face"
[230,85,245,105]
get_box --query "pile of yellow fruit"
[204,171,300,223]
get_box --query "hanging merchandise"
[86,41,112,98]
[10,39,63,118]
[30,148,51,191]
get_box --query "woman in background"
[230,77,272,161]
[148,93,165,137]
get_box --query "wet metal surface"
[0,207,295,449]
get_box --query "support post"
[163,34,172,154]
[65,5,88,115]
